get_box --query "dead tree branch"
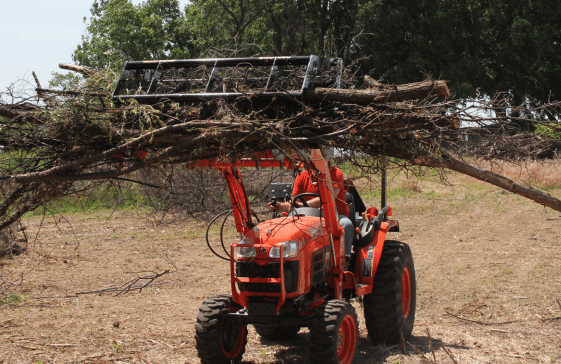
[0,61,560,226]
[58,63,98,76]
[76,269,171,296]
[305,79,450,104]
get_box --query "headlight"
[269,241,299,259]
[235,246,256,260]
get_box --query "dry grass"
[1,163,560,363]
[398,178,423,194]
[484,159,561,190]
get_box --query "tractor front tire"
[254,324,300,340]
[309,300,359,364]
[195,294,248,364]
[363,240,416,344]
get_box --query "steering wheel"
[292,193,321,208]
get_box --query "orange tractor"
[112,56,416,364]
[193,149,415,364]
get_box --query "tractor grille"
[311,246,331,286]
[236,261,299,293]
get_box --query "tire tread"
[363,240,416,344]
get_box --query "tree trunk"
[305,79,450,104]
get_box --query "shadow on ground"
[240,332,469,364]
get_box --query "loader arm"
[308,149,345,300]
[221,165,254,235]
[309,149,339,236]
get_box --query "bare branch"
[76,270,171,296]
[58,63,98,76]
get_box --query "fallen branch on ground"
[445,311,526,325]
[76,269,171,296]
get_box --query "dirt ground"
[1,169,561,364]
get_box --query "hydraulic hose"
[205,209,262,261]
[205,210,232,261]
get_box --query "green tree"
[73,0,193,70]
[259,0,361,58]
[185,0,276,57]
[357,0,561,106]
[185,0,366,60]
[486,0,561,109]
[49,73,83,90]
[73,0,560,109]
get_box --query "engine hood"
[243,216,327,246]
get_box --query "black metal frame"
[112,55,342,104]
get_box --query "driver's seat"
[345,192,356,225]
[345,192,359,242]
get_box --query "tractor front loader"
[113,56,416,364]
[195,150,415,364]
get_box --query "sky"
[0,0,190,97]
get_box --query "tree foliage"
[72,0,561,107]
[184,0,270,56]
[73,0,193,70]
[358,0,561,105]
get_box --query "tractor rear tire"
[195,294,248,364]
[363,240,416,344]
[309,300,359,364]
[254,324,300,340]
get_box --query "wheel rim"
[221,314,246,359]
[402,267,412,318]
[337,315,357,364]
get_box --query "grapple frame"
[112,55,342,104]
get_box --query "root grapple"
[112,55,342,105]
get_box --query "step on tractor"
[112,56,416,364]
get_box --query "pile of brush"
[0,60,560,230]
